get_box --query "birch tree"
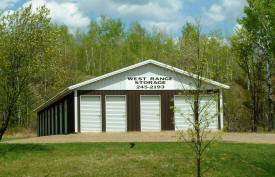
[238,0,275,131]
[0,5,61,140]
[175,22,222,177]
[232,27,267,131]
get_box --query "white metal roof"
[34,59,230,112]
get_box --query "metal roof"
[34,59,230,112]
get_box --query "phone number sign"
[126,76,174,90]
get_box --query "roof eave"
[34,59,230,113]
[150,60,230,89]
[33,88,72,112]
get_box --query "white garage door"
[80,96,102,132]
[174,95,218,130]
[174,96,193,130]
[199,96,218,130]
[106,96,127,132]
[140,96,161,132]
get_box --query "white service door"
[80,96,102,132]
[174,96,193,130]
[106,96,127,132]
[174,95,218,130]
[140,96,161,132]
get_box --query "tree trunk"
[252,68,258,132]
[0,107,12,141]
[266,57,274,131]
[194,92,201,177]
[197,154,201,177]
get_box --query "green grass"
[0,142,275,177]
[1,136,32,142]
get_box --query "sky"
[0,0,247,36]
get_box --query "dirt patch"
[4,127,36,137]
[3,132,275,144]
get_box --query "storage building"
[35,59,229,136]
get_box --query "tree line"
[0,0,274,139]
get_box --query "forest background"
[0,0,274,133]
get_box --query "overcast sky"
[0,0,247,36]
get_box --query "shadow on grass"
[0,144,52,158]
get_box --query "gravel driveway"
[4,132,275,144]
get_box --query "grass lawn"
[0,142,274,177]
[1,136,32,142]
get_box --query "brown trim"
[54,104,57,135]
[48,109,50,135]
[41,113,43,136]
[68,93,75,133]
[40,113,42,136]
[44,111,46,136]
[37,113,40,137]
[41,112,43,136]
[46,110,48,135]
[52,106,55,135]
[57,103,60,134]
[37,92,75,136]
[49,108,51,135]
[64,99,68,134]
[52,104,55,135]
[101,95,106,132]
[43,112,45,136]
[55,104,58,134]
[62,101,65,134]
[45,110,48,136]
[51,108,53,135]
[127,92,140,131]
[218,91,221,130]
[77,90,218,131]
[46,109,48,135]
[37,89,220,135]
[59,102,63,134]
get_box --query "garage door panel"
[106,123,126,126]
[81,114,101,117]
[106,119,126,123]
[174,96,194,130]
[81,129,101,132]
[81,106,100,109]
[106,96,127,132]
[199,96,218,130]
[174,95,218,130]
[106,111,125,115]
[105,126,126,131]
[81,126,101,129]
[80,96,102,132]
[140,96,161,132]
[81,107,101,110]
[81,120,102,123]
[106,118,126,122]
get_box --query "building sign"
[126,76,174,90]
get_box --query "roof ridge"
[34,59,230,112]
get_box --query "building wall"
[37,92,74,136]
[78,64,216,91]
[37,63,225,136]
[37,89,222,136]
[77,90,220,132]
